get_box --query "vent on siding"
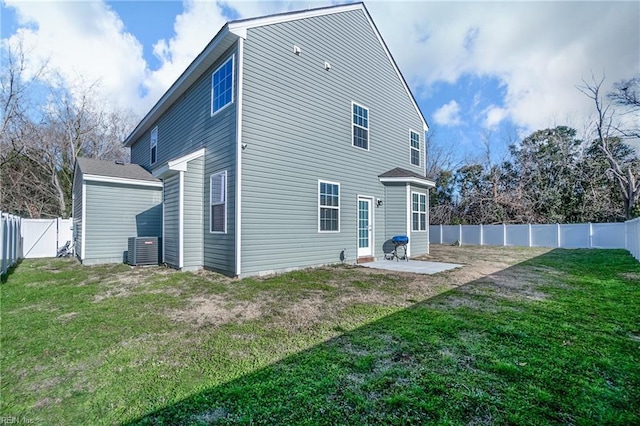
[127,237,161,266]
[115,160,125,165]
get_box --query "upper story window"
[410,130,420,166]
[412,192,427,232]
[352,102,369,150]
[211,56,234,116]
[210,171,227,233]
[150,126,158,165]
[318,180,340,232]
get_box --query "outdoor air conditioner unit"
[127,237,161,266]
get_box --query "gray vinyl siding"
[163,174,180,268]
[183,157,204,269]
[383,183,408,242]
[72,169,83,259]
[84,182,162,264]
[240,9,424,275]
[130,47,237,275]
[409,185,428,256]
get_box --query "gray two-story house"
[75,2,435,276]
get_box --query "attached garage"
[72,157,163,265]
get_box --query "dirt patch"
[619,272,640,281]
[56,312,78,323]
[165,245,555,331]
[167,295,265,326]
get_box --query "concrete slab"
[360,259,462,275]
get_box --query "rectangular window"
[352,102,369,150]
[211,56,234,115]
[210,171,227,233]
[412,192,427,231]
[150,126,158,165]
[410,130,420,166]
[318,180,340,232]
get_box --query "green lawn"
[1,247,639,425]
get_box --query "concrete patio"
[360,259,462,274]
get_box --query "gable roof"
[75,157,161,184]
[379,167,435,188]
[124,2,427,147]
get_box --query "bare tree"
[578,74,640,219]
[1,38,133,218]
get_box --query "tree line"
[429,76,640,225]
[1,38,135,218]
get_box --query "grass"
[1,247,639,425]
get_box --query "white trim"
[124,26,234,146]
[228,3,362,39]
[318,180,341,233]
[152,148,206,178]
[211,55,235,117]
[351,101,370,151]
[210,170,228,234]
[150,126,158,165]
[178,170,184,268]
[406,184,411,257]
[124,3,427,147]
[411,191,427,232]
[379,176,435,188]
[235,38,244,277]
[409,129,421,167]
[356,195,375,258]
[162,184,166,264]
[81,181,86,260]
[83,174,163,188]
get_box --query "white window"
[410,130,420,166]
[211,56,234,115]
[318,180,340,232]
[412,192,427,231]
[210,171,227,233]
[352,102,369,150]
[150,126,158,165]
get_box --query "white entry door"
[357,197,373,257]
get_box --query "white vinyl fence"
[21,218,73,258]
[627,218,640,261]
[1,212,22,276]
[430,221,640,260]
[1,214,74,277]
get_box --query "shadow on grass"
[126,249,639,425]
[1,258,22,284]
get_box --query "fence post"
[589,222,593,248]
[459,224,462,245]
[528,224,532,247]
[480,224,484,246]
[503,223,507,246]
[557,223,561,247]
[1,212,5,276]
[439,224,443,244]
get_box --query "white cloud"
[145,0,230,107]
[3,0,638,141]
[484,106,508,129]
[433,100,462,126]
[4,0,148,112]
[367,1,640,134]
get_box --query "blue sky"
[2,1,638,164]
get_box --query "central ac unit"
[127,237,161,266]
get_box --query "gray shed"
[72,157,163,265]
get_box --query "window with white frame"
[412,192,426,231]
[211,56,234,115]
[352,102,369,150]
[319,181,340,232]
[150,126,158,164]
[410,130,420,166]
[210,171,227,233]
